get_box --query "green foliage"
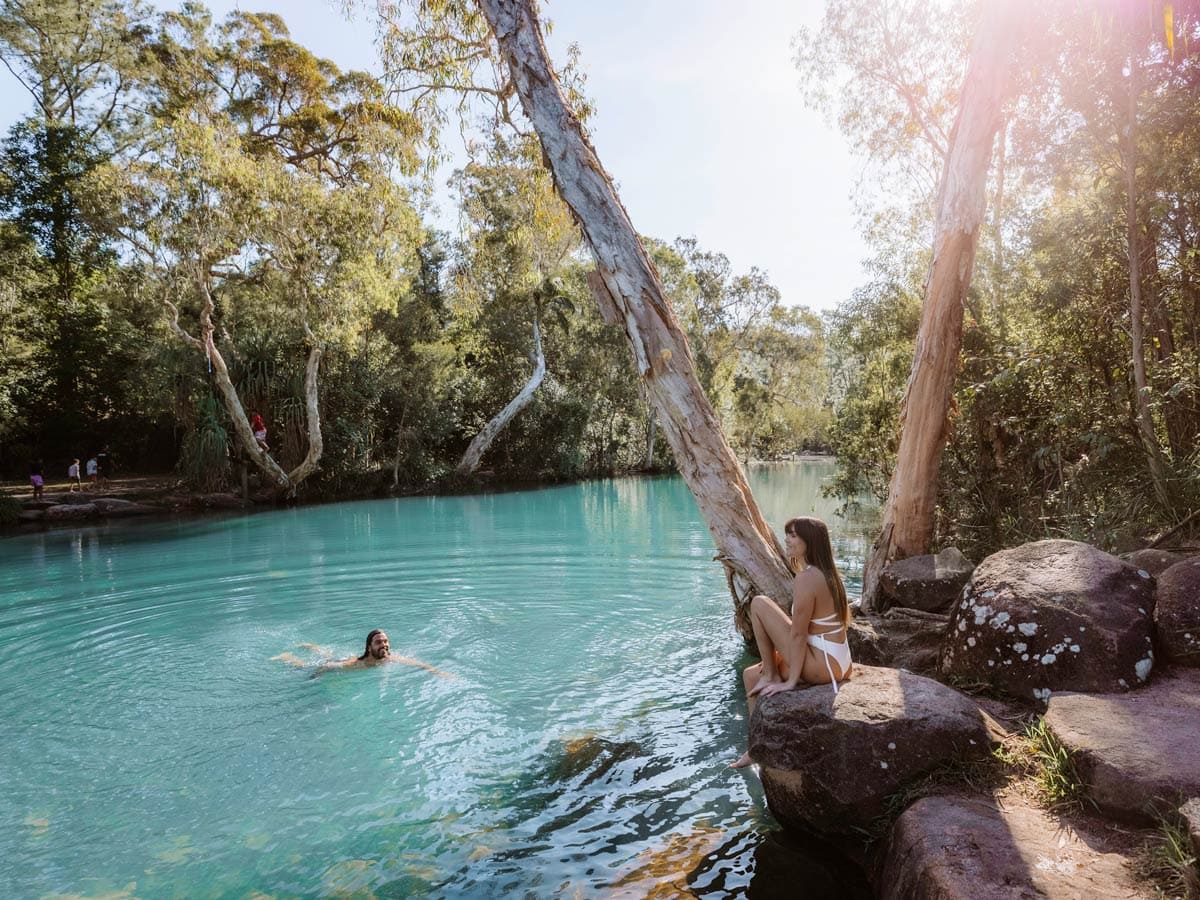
[0,494,21,526]
[177,391,229,491]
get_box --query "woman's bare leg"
[747,595,796,686]
[733,596,797,769]
[731,662,763,768]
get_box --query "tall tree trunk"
[477,0,792,626]
[1120,57,1173,510]
[861,2,1024,610]
[288,327,324,485]
[991,117,1008,331]
[457,317,546,474]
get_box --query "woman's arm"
[782,572,815,687]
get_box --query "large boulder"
[879,547,974,612]
[1121,547,1188,577]
[1043,669,1200,822]
[749,665,1001,834]
[941,540,1156,701]
[43,502,99,521]
[1155,558,1200,665]
[874,793,1152,900]
[848,608,948,674]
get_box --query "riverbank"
[1,456,847,536]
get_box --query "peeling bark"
[479,0,792,630]
[861,2,1025,610]
[457,317,546,475]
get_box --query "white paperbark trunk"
[861,2,1024,610]
[1121,57,1172,510]
[478,0,793,625]
[457,317,546,475]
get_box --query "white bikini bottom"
[807,632,852,694]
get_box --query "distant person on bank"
[250,411,269,451]
[29,459,45,500]
[274,630,455,678]
[731,516,854,769]
[86,456,98,488]
[68,458,81,492]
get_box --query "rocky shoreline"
[747,539,1200,898]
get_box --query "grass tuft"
[1134,818,1200,899]
[1021,718,1089,810]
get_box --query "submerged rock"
[879,547,974,612]
[749,665,1000,834]
[1155,558,1200,666]
[874,793,1151,900]
[1044,669,1200,822]
[940,540,1156,701]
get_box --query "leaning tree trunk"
[457,317,547,475]
[165,272,325,496]
[476,0,793,629]
[861,2,1025,610]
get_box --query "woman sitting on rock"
[732,516,853,768]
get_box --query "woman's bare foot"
[730,751,754,769]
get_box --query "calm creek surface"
[1,460,874,898]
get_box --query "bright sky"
[0,0,870,311]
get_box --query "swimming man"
[276,629,454,678]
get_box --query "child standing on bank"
[86,456,98,488]
[68,458,82,491]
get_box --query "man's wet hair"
[358,629,385,660]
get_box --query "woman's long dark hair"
[358,629,384,660]
[784,516,850,627]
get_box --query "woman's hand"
[752,679,797,699]
[747,672,784,698]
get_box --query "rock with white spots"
[1154,558,1200,666]
[93,497,159,517]
[749,665,1002,834]
[1044,669,1200,823]
[940,540,1156,701]
[874,793,1154,900]
[879,547,975,613]
[1120,548,1188,578]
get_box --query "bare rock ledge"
[1044,668,1200,822]
[874,792,1151,900]
[750,664,1001,834]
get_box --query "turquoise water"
[1,460,873,898]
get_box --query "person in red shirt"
[250,410,268,450]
